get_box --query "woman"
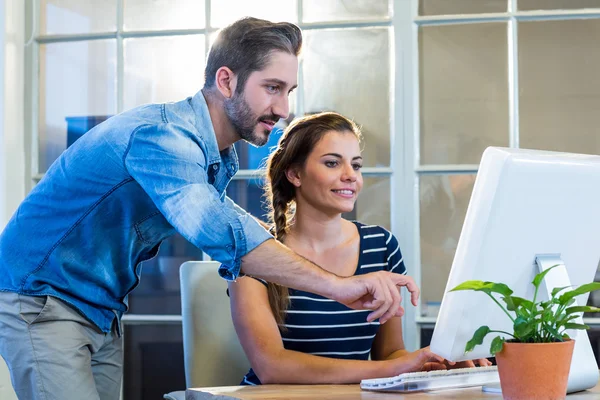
[228,112,490,385]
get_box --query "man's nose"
[272,95,289,120]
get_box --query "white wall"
[0,0,24,398]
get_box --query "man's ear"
[286,167,302,187]
[215,66,237,99]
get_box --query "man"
[0,17,418,399]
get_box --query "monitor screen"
[430,147,600,392]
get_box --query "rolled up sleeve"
[124,124,272,280]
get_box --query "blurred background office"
[1,0,600,398]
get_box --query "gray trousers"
[0,292,123,400]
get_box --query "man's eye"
[267,85,279,93]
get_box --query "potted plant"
[451,266,600,400]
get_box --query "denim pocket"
[18,294,50,325]
[134,211,176,244]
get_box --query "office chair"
[164,261,250,400]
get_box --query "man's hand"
[329,271,419,324]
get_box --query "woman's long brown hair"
[263,112,362,327]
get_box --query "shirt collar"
[190,90,238,169]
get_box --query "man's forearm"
[240,239,340,298]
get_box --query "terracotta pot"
[495,340,575,400]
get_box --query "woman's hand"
[388,347,448,375]
[446,358,493,368]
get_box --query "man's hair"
[204,17,302,94]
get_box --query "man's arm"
[124,124,417,323]
[242,239,419,323]
[124,124,273,279]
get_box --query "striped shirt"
[241,221,407,385]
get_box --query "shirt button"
[212,164,218,170]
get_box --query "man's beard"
[224,92,277,147]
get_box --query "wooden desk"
[187,382,600,399]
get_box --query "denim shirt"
[0,91,272,333]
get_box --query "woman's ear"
[286,168,301,187]
[215,67,237,99]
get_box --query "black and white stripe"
[241,221,408,385]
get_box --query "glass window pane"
[123,0,205,31]
[40,0,116,35]
[420,174,476,312]
[234,126,284,171]
[519,20,600,155]
[519,0,600,10]
[227,177,390,229]
[210,0,297,28]
[302,0,390,23]
[123,35,205,110]
[420,23,509,165]
[227,178,270,222]
[419,0,507,15]
[123,325,185,400]
[303,28,391,167]
[39,40,117,173]
[353,177,391,230]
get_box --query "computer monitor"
[430,147,600,393]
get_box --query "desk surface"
[188,382,600,399]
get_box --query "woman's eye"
[325,160,338,167]
[353,164,363,170]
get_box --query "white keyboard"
[360,366,499,393]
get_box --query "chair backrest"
[180,261,250,388]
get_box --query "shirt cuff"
[218,214,272,281]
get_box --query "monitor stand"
[482,254,599,394]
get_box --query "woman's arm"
[370,315,408,360]
[228,277,442,384]
[367,231,447,372]
[371,230,491,370]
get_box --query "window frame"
[23,0,401,335]
[24,0,600,355]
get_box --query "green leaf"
[465,326,491,353]
[551,286,571,298]
[541,309,554,323]
[450,280,487,291]
[490,336,505,355]
[543,323,564,341]
[502,296,516,311]
[539,300,552,309]
[559,283,600,305]
[514,317,534,339]
[503,296,533,313]
[563,323,590,330]
[512,296,534,310]
[451,281,513,297]
[487,283,514,297]
[557,314,580,327]
[532,265,560,291]
[566,306,600,315]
